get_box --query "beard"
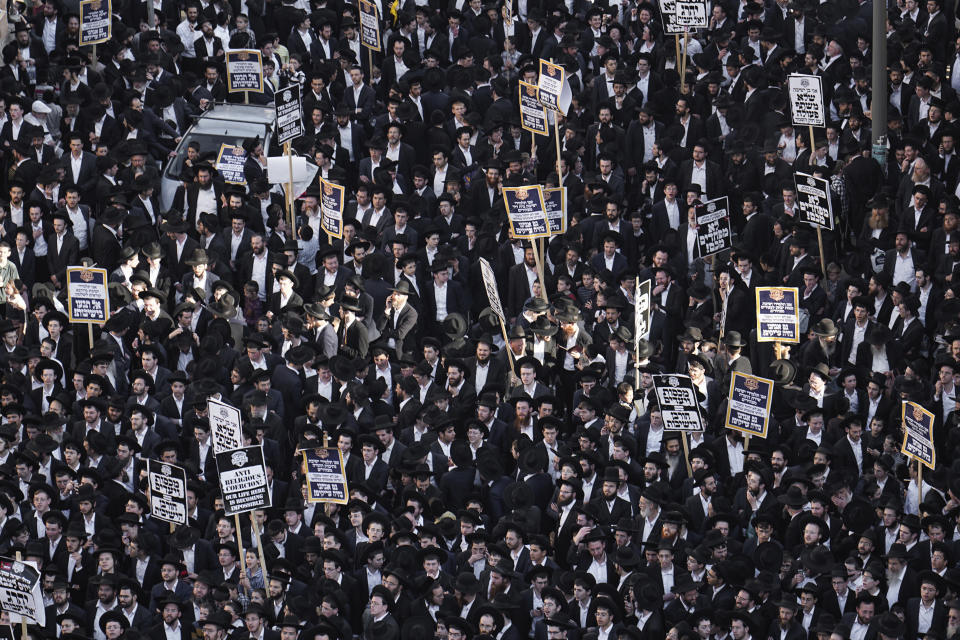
[819,338,836,356]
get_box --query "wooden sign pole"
[284,141,296,233]
[679,31,689,93]
[808,125,827,271]
[234,514,247,586]
[918,462,924,506]
[251,512,269,576]
[681,433,692,476]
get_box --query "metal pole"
[871,0,887,168]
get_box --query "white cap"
[31,100,51,114]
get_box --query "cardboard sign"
[901,401,936,469]
[216,445,271,515]
[787,74,825,127]
[725,372,774,438]
[537,59,572,115]
[658,0,686,35]
[275,84,304,144]
[79,0,111,45]
[66,266,109,323]
[519,80,548,135]
[695,196,732,256]
[208,398,244,454]
[319,177,345,239]
[147,459,188,526]
[675,0,708,27]
[359,0,382,51]
[0,557,43,625]
[755,287,800,343]
[635,279,651,341]
[652,374,705,431]
[795,172,834,230]
[479,257,505,324]
[503,185,550,239]
[226,49,264,93]
[543,187,566,235]
[216,144,247,185]
[303,448,349,504]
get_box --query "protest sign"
[725,372,774,438]
[147,460,188,526]
[652,374,705,431]
[275,84,304,144]
[755,287,800,343]
[216,144,247,185]
[225,49,264,93]
[543,187,566,235]
[208,398,244,454]
[503,185,550,239]
[676,0,708,27]
[658,0,686,34]
[216,445,271,515]
[795,172,834,230]
[901,401,936,469]
[695,196,732,256]
[320,177,345,239]
[479,257,505,323]
[519,80,548,135]
[787,74,826,127]
[80,0,111,45]
[537,59,572,115]
[0,557,43,625]
[66,266,109,324]
[303,448,349,504]
[635,279,651,341]
[359,0,382,51]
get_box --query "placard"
[275,84,304,144]
[795,172,833,230]
[66,266,109,323]
[225,49,264,93]
[80,0,111,45]
[479,257,505,324]
[725,372,773,438]
[695,196,732,256]
[519,80,548,135]
[543,187,566,235]
[216,144,247,185]
[675,0,707,27]
[208,398,244,454]
[787,74,825,127]
[755,287,800,343]
[216,445,271,515]
[0,557,43,625]
[359,0,382,51]
[635,279,651,341]
[320,177,345,239]
[901,401,935,470]
[303,448,349,504]
[503,185,550,239]
[658,0,686,35]
[537,59,572,115]
[147,459,188,525]
[652,374,705,431]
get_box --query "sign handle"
[498,317,516,373]
[251,512,269,576]
[679,31,689,94]
[244,91,249,105]
[674,35,681,75]
[531,238,548,303]
[744,434,750,453]
[918,462,923,506]
[284,141,296,233]
[234,513,247,589]
[368,49,374,87]
[553,114,562,184]
[15,551,25,640]
[681,432,693,477]
[87,323,94,352]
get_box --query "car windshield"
[164,119,270,181]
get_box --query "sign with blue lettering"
[901,401,935,470]
[755,287,799,343]
[66,266,109,324]
[504,185,550,239]
[726,372,774,438]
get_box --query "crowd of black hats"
[5,1,960,640]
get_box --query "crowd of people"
[0,1,960,640]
